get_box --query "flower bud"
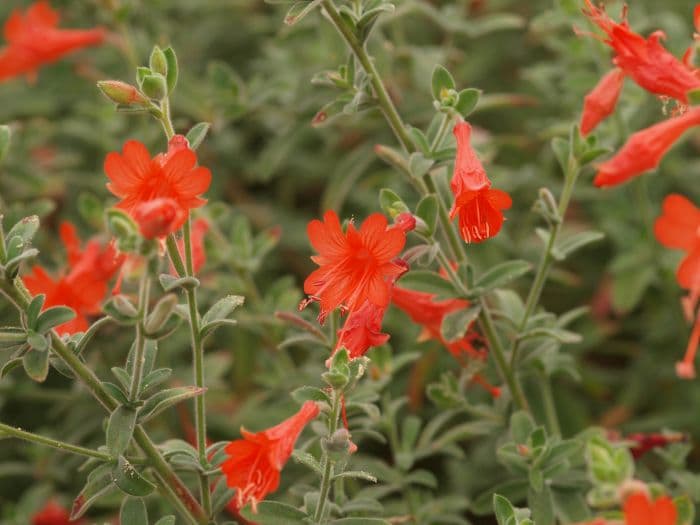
[141,74,168,101]
[107,208,139,240]
[149,46,168,77]
[97,80,148,106]
[144,293,178,334]
[112,295,138,318]
[394,212,416,233]
[131,198,186,239]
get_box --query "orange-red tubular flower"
[104,135,212,232]
[582,0,700,103]
[303,211,406,321]
[581,68,625,136]
[654,194,700,378]
[221,401,320,512]
[392,285,484,361]
[623,492,677,525]
[131,197,186,239]
[0,2,104,83]
[23,222,124,335]
[593,107,700,187]
[335,300,390,359]
[449,122,512,243]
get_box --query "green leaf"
[408,152,434,179]
[674,495,694,525]
[431,65,456,101]
[186,122,211,150]
[415,195,438,236]
[510,411,535,444]
[141,368,173,396]
[70,462,115,520]
[378,188,409,218]
[455,88,481,117]
[0,327,26,349]
[440,305,481,342]
[120,497,148,525]
[493,494,516,525]
[284,0,323,25]
[26,330,48,352]
[239,500,308,524]
[7,215,39,244]
[138,386,206,423]
[518,327,582,344]
[163,47,178,93]
[159,274,200,292]
[102,382,129,405]
[106,406,138,457]
[528,485,555,525]
[112,455,156,497]
[23,348,49,382]
[202,295,245,326]
[333,470,377,483]
[556,231,604,259]
[292,450,323,475]
[154,518,176,525]
[474,260,532,292]
[292,386,331,405]
[26,295,45,328]
[397,271,457,298]
[34,306,75,334]
[551,137,570,173]
[408,127,431,154]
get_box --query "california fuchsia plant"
[1,1,700,524]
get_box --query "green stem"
[314,390,342,523]
[430,112,453,152]
[160,97,176,140]
[168,217,212,517]
[128,272,150,401]
[320,0,414,152]
[0,279,209,525]
[510,158,580,368]
[0,422,111,461]
[0,217,7,263]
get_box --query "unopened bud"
[394,212,416,233]
[107,208,138,240]
[149,46,168,76]
[112,295,138,318]
[145,294,178,334]
[97,80,148,106]
[131,198,185,239]
[141,74,168,101]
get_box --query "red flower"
[221,401,320,512]
[335,300,390,359]
[0,2,104,83]
[593,107,700,187]
[581,68,625,136]
[131,198,186,239]
[303,211,406,320]
[581,0,700,103]
[654,194,700,378]
[392,284,484,361]
[626,432,686,459]
[32,499,79,525]
[623,492,676,525]
[23,222,123,335]
[449,122,512,243]
[104,135,212,232]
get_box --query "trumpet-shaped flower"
[593,107,700,187]
[0,2,104,83]
[580,68,626,136]
[449,122,511,243]
[221,401,320,511]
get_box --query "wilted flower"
[0,2,104,83]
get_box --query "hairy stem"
[0,422,111,461]
[314,389,342,523]
[128,272,151,401]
